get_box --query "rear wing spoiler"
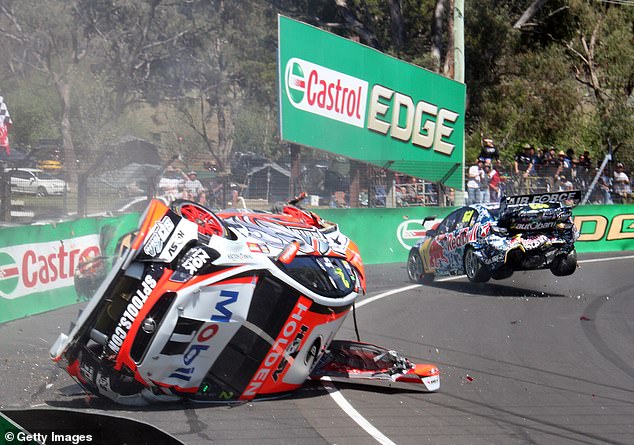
[499,190,581,215]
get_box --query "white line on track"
[323,252,633,444]
[321,377,396,445]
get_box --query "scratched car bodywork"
[407,191,580,283]
[51,199,439,405]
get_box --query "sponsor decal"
[396,218,440,250]
[242,302,309,397]
[513,221,558,231]
[505,191,580,206]
[144,216,175,257]
[210,290,238,323]
[285,58,368,128]
[169,324,219,382]
[574,214,634,242]
[0,252,19,295]
[367,84,459,156]
[166,229,186,257]
[107,274,157,353]
[284,58,461,156]
[272,324,309,381]
[521,235,549,250]
[181,247,211,275]
[0,235,100,300]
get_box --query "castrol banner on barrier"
[0,236,100,300]
[278,16,466,190]
[0,213,139,323]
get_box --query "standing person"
[542,147,559,191]
[486,161,501,202]
[577,150,592,188]
[479,137,499,163]
[556,150,573,184]
[514,143,534,194]
[613,162,631,203]
[479,161,491,203]
[183,171,205,201]
[467,160,484,204]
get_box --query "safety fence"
[1,204,633,323]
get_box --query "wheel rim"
[408,252,424,281]
[465,249,478,279]
[177,203,224,237]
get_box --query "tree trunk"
[334,0,382,50]
[443,0,455,78]
[387,0,405,52]
[431,0,449,73]
[56,80,78,189]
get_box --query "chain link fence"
[0,141,629,225]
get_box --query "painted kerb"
[278,15,466,189]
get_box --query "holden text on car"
[51,198,440,404]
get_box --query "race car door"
[425,207,478,276]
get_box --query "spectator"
[558,175,574,191]
[613,162,631,203]
[556,150,573,183]
[598,174,613,204]
[480,161,491,203]
[183,171,205,201]
[577,150,592,187]
[542,147,559,191]
[479,137,499,163]
[494,159,510,196]
[485,161,501,202]
[158,166,185,200]
[467,159,484,204]
[514,143,534,193]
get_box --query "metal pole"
[454,0,466,204]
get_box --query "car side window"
[437,210,460,234]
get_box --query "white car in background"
[6,168,66,196]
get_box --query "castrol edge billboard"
[278,16,466,189]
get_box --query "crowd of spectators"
[466,138,632,205]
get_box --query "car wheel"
[37,186,48,197]
[170,199,229,238]
[550,249,577,276]
[407,249,434,284]
[464,247,491,283]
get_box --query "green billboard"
[278,15,466,189]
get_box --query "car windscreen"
[277,256,357,298]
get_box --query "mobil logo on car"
[285,58,368,128]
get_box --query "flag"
[0,96,12,155]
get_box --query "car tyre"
[464,247,490,283]
[550,249,577,276]
[407,248,434,284]
[170,199,230,238]
[37,186,48,197]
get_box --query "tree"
[0,0,92,184]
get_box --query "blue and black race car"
[407,191,580,283]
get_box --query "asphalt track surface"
[1,251,633,445]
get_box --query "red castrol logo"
[285,58,368,128]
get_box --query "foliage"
[0,0,632,180]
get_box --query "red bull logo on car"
[285,58,368,128]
